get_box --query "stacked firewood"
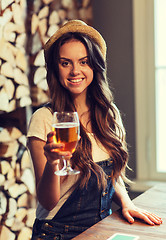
[0,126,36,240]
[0,2,35,238]
[27,0,93,106]
[0,0,31,113]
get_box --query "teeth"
[69,79,83,83]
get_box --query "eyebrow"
[59,56,89,61]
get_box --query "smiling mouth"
[67,78,84,83]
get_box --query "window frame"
[132,0,166,186]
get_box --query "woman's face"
[58,39,94,98]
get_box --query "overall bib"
[31,159,115,240]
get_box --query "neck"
[72,93,92,132]
[72,92,89,114]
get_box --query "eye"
[59,59,71,67]
[80,59,89,66]
[61,61,70,67]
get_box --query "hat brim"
[44,20,106,61]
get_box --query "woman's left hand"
[122,204,163,225]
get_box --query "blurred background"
[0,0,165,239]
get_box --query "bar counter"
[73,183,166,240]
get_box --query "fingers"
[136,211,157,225]
[44,141,64,152]
[122,208,162,226]
[143,211,162,225]
[45,131,66,155]
[46,131,55,143]
[122,211,134,224]
[136,209,162,225]
[44,142,72,159]
[44,133,72,163]
[44,131,73,166]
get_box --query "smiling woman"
[27,20,162,240]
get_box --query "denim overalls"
[31,158,115,240]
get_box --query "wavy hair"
[45,32,129,189]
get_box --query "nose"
[70,63,80,75]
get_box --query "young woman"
[27,20,162,240]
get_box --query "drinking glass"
[52,112,80,176]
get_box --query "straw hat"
[44,19,107,61]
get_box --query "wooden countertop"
[73,183,166,240]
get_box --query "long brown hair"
[45,32,129,189]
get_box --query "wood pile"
[0,0,31,113]
[0,126,36,240]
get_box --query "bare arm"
[27,132,72,211]
[113,176,162,225]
